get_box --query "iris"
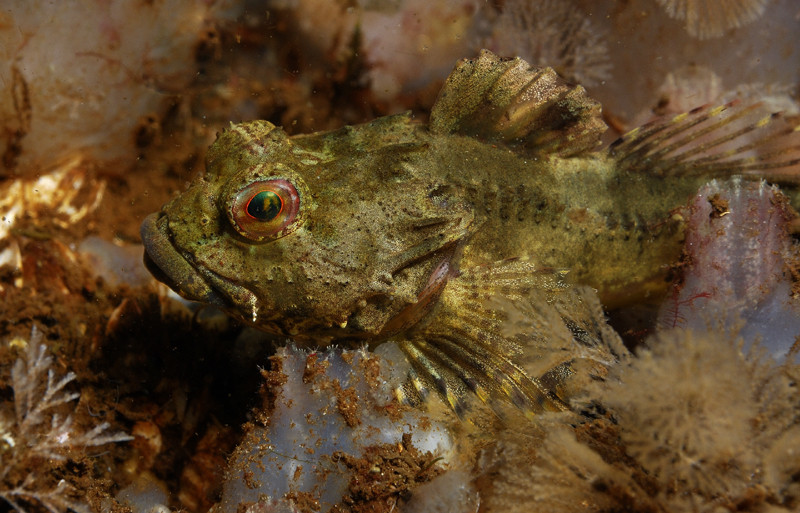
[247,190,283,221]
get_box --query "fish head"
[141,119,474,343]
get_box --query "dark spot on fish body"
[603,212,619,230]
[495,184,541,223]
[498,194,511,221]
[567,208,589,224]
[515,184,530,222]
[465,180,497,216]
[618,212,635,233]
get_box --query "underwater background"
[0,1,799,512]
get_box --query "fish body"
[288,117,700,306]
[141,51,799,413]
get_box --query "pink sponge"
[657,179,800,361]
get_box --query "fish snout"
[140,212,227,307]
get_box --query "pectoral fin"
[391,259,627,418]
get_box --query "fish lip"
[140,212,228,308]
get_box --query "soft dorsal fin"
[429,49,607,158]
[609,102,800,179]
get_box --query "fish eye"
[229,178,302,241]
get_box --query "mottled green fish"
[141,51,800,414]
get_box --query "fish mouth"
[140,212,227,308]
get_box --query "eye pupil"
[247,190,283,221]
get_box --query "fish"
[141,50,800,415]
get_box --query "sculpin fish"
[141,50,800,414]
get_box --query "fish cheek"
[211,234,339,327]
[279,222,397,334]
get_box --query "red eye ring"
[229,178,301,241]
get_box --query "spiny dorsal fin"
[429,49,607,158]
[610,102,800,178]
